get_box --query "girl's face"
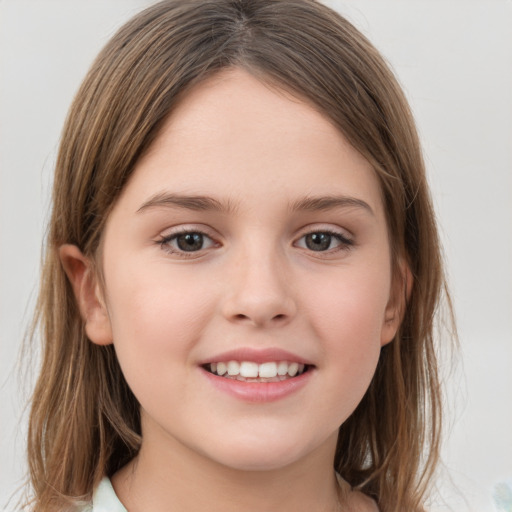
[90,69,402,472]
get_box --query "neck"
[112,427,341,512]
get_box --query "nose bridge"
[222,234,296,327]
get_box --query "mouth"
[202,360,312,382]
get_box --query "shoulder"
[346,490,380,512]
[75,477,127,512]
[337,474,379,512]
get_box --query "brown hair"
[27,1,453,510]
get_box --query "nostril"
[231,312,287,324]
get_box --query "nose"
[221,246,297,328]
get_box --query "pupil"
[177,233,203,251]
[305,233,331,251]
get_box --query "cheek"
[306,265,390,337]
[301,264,390,380]
[104,261,217,367]
[291,267,389,425]
[102,262,221,414]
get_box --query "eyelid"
[155,223,354,258]
[292,225,355,255]
[157,224,220,257]
[159,223,217,239]
[294,223,354,242]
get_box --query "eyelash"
[296,229,354,254]
[157,228,217,258]
[157,227,354,258]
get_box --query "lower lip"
[201,368,313,403]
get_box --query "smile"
[199,348,314,401]
[204,361,309,381]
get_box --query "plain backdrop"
[1,1,511,511]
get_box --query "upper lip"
[198,347,313,366]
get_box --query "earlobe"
[380,261,413,346]
[59,244,113,346]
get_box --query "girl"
[26,0,453,510]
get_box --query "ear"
[380,260,413,346]
[59,244,113,345]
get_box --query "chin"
[215,452,302,472]
[199,433,326,473]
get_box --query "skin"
[60,69,403,511]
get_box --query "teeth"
[258,362,277,378]
[277,361,288,376]
[239,361,259,378]
[288,362,299,377]
[227,361,240,376]
[208,360,308,379]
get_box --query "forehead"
[114,68,384,218]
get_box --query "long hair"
[27,1,453,510]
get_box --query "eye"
[295,230,353,253]
[158,230,217,255]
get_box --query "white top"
[80,477,127,512]
[82,475,379,511]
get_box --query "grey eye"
[304,232,333,251]
[175,232,205,251]
[159,229,217,257]
[295,230,353,254]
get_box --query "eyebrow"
[137,192,373,216]
[290,195,374,216]
[137,192,238,214]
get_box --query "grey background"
[1,1,511,510]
